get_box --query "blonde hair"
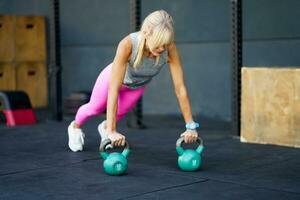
[133,10,174,68]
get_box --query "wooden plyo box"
[0,15,15,62]
[0,15,46,62]
[15,15,46,62]
[0,63,16,90]
[0,15,48,108]
[241,67,300,148]
[15,62,48,108]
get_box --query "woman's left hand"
[180,129,198,143]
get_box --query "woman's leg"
[75,62,145,125]
[116,85,146,121]
[74,64,112,126]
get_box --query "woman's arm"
[167,42,193,123]
[106,36,131,146]
[167,42,198,143]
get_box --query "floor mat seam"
[117,179,209,200]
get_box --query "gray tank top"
[123,32,168,89]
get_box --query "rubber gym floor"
[0,114,299,200]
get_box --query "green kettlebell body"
[99,139,130,176]
[177,148,202,171]
[100,151,129,175]
[176,137,204,171]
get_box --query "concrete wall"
[243,0,300,66]
[142,0,231,120]
[1,0,300,122]
[59,0,129,101]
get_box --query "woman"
[68,10,199,152]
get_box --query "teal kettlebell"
[99,139,130,176]
[176,136,204,171]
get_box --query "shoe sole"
[68,142,83,152]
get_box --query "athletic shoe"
[98,120,113,149]
[68,121,85,152]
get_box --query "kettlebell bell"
[176,136,204,171]
[99,139,130,175]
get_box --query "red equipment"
[0,91,36,127]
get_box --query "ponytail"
[133,34,146,68]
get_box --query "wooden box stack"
[0,15,48,108]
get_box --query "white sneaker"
[68,121,85,152]
[98,120,113,149]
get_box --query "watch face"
[190,124,196,129]
[186,122,199,129]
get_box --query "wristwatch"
[185,121,199,130]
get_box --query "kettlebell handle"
[99,139,130,154]
[176,136,203,147]
[176,136,204,155]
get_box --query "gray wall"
[0,0,49,14]
[60,0,129,100]
[142,0,231,120]
[243,0,300,67]
[1,0,300,122]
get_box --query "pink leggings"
[75,63,146,126]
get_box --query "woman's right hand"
[107,131,126,147]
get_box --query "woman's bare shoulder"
[119,35,132,50]
[116,35,133,60]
